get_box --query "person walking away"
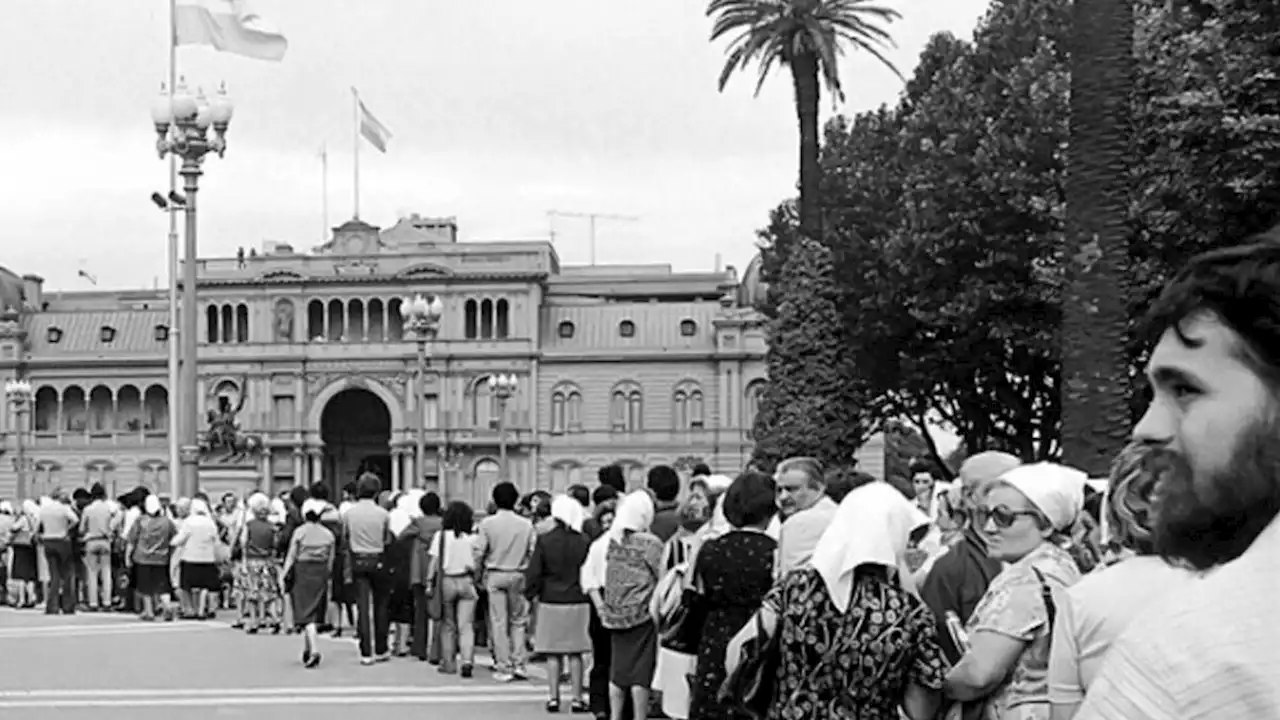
[525,494,592,713]
[593,491,663,720]
[38,492,79,615]
[429,501,480,677]
[283,498,335,668]
[399,492,444,662]
[126,495,177,621]
[345,473,393,665]
[171,499,222,619]
[723,481,946,720]
[78,483,117,612]
[473,481,537,682]
[687,472,778,720]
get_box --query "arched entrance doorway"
[320,388,392,494]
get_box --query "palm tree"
[707,0,902,248]
[1060,0,1135,475]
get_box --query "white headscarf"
[997,462,1087,532]
[144,495,162,516]
[608,490,655,542]
[389,490,424,535]
[550,493,586,533]
[268,498,287,525]
[810,481,930,613]
[301,498,328,521]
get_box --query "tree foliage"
[750,234,870,471]
[750,0,1280,470]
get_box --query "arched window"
[611,382,642,433]
[496,299,510,339]
[550,383,583,434]
[235,303,249,343]
[673,381,705,430]
[464,300,478,340]
[480,299,494,339]
[220,304,234,343]
[206,305,219,343]
[307,300,325,341]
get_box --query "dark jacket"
[918,529,1003,664]
[525,524,590,605]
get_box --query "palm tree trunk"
[1061,0,1135,475]
[791,51,823,245]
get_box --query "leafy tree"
[706,0,902,273]
[750,234,870,471]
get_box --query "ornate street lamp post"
[5,379,33,500]
[151,78,235,498]
[399,294,443,492]
[488,373,518,481]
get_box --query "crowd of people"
[2,234,1280,719]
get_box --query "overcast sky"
[1,0,991,291]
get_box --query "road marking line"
[0,685,541,699]
[0,694,548,708]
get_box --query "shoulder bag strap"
[1030,566,1056,629]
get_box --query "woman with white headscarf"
[591,490,662,720]
[386,491,423,655]
[283,498,336,668]
[7,499,41,607]
[525,494,592,712]
[944,463,1088,720]
[724,481,945,720]
[171,498,222,619]
[126,495,178,620]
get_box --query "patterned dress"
[965,542,1081,720]
[689,531,778,720]
[765,567,949,720]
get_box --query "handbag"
[718,610,780,720]
[658,564,706,654]
[425,530,446,621]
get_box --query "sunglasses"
[973,505,1040,530]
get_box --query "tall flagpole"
[320,144,329,242]
[166,0,181,499]
[351,88,360,219]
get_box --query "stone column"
[260,449,273,493]
[292,447,306,487]
[309,448,323,488]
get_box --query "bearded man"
[1077,236,1280,718]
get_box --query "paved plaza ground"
[0,608,558,719]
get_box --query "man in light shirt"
[774,456,838,577]
[1077,235,1280,719]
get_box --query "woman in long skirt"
[283,499,336,668]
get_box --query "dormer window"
[154,324,170,342]
[619,320,636,338]
[46,326,64,344]
[100,325,117,343]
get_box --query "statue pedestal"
[198,460,263,500]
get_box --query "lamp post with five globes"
[489,374,518,481]
[399,295,444,492]
[4,379,33,500]
[150,78,235,498]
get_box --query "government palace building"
[0,214,783,508]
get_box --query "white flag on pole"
[355,92,392,153]
[175,0,288,62]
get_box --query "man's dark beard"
[1151,414,1280,571]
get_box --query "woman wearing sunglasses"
[943,463,1087,720]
